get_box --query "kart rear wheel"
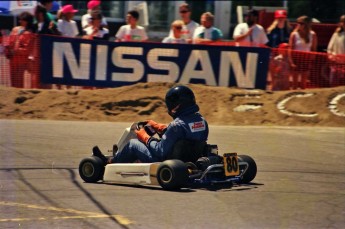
[238,155,257,183]
[79,156,105,183]
[157,160,188,190]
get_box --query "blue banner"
[40,35,270,89]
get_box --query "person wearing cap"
[266,10,292,48]
[115,10,148,42]
[193,12,223,44]
[233,9,268,46]
[57,5,79,37]
[168,3,199,43]
[81,0,108,29]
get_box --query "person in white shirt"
[327,15,345,56]
[288,15,318,89]
[168,3,199,43]
[57,4,79,37]
[81,0,108,30]
[233,9,268,46]
[83,13,109,40]
[115,10,148,42]
[327,15,345,86]
[193,12,223,44]
[162,20,188,44]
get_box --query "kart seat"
[167,139,208,163]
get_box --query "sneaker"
[92,146,108,164]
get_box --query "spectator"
[115,10,148,42]
[162,20,188,44]
[83,13,109,40]
[168,3,199,43]
[34,4,60,35]
[327,15,345,86]
[327,15,345,55]
[6,12,36,88]
[233,9,268,46]
[269,43,291,91]
[266,10,292,48]
[57,5,79,38]
[55,4,80,90]
[81,0,108,30]
[288,15,318,89]
[193,12,223,44]
[37,0,60,35]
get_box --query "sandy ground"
[0,82,344,126]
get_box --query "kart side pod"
[79,157,189,190]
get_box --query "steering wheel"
[136,121,147,130]
[136,121,157,137]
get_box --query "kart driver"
[93,85,209,163]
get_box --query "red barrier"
[269,48,345,90]
[0,34,344,90]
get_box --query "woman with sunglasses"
[168,3,199,44]
[288,15,318,89]
[162,20,188,44]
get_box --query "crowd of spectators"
[0,0,344,89]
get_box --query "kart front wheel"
[238,155,257,183]
[79,156,105,183]
[157,160,188,190]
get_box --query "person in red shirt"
[7,12,36,88]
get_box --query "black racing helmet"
[165,85,196,116]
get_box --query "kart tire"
[157,160,188,190]
[79,156,105,183]
[238,155,257,183]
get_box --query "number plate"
[223,153,239,176]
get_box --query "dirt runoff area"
[0,82,344,127]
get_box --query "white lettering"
[277,92,318,117]
[180,50,217,85]
[219,52,258,88]
[328,93,345,117]
[111,47,144,82]
[53,42,91,79]
[95,45,108,81]
[147,48,179,82]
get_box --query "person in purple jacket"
[94,85,209,164]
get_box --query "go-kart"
[79,122,257,190]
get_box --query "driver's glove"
[135,128,151,145]
[146,120,167,135]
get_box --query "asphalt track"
[0,120,344,229]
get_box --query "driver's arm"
[148,120,185,161]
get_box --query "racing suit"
[111,104,209,163]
